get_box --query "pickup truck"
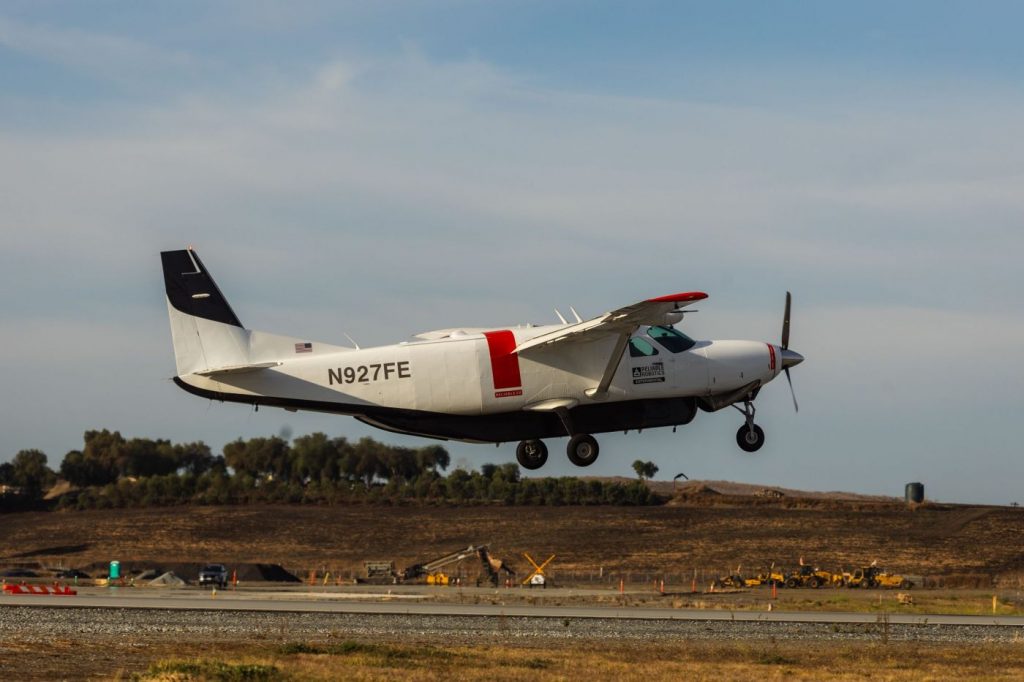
[197,564,228,588]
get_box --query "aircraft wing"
[514,292,707,354]
[514,291,707,399]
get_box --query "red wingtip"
[646,291,708,303]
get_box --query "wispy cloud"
[0,15,197,85]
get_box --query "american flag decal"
[295,342,313,353]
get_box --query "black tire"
[736,424,765,452]
[785,577,799,589]
[810,577,822,589]
[516,440,548,470]
[567,434,600,467]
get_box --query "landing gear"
[516,439,548,470]
[567,434,600,467]
[736,424,765,452]
[733,399,765,452]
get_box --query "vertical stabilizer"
[161,248,250,376]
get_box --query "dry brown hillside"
[2,488,1023,585]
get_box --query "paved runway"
[4,591,1023,627]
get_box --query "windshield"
[648,325,696,353]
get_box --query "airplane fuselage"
[175,322,782,443]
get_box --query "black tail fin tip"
[161,248,243,328]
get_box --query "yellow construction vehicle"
[785,564,835,589]
[838,568,870,588]
[713,572,747,589]
[402,545,483,585]
[837,563,912,589]
[869,568,913,589]
[744,569,786,587]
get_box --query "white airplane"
[162,248,803,470]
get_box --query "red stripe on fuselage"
[767,343,776,371]
[483,330,522,390]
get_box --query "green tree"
[291,432,337,482]
[0,461,14,486]
[174,441,216,476]
[352,437,388,488]
[10,449,56,498]
[416,445,450,472]
[632,459,659,481]
[224,436,290,481]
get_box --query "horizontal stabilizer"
[195,361,281,377]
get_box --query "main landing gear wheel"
[567,434,600,467]
[736,424,765,452]
[516,439,548,470]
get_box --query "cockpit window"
[628,337,659,357]
[648,325,696,353]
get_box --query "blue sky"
[1,1,1023,503]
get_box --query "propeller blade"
[785,367,799,412]
[781,291,792,350]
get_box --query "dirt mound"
[148,571,186,587]
[75,560,298,583]
[235,563,301,583]
[679,482,721,495]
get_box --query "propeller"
[779,291,803,413]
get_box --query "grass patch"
[137,659,280,681]
[522,657,553,669]
[278,640,456,667]
[122,638,1024,682]
[757,651,798,665]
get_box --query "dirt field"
[3,494,1023,585]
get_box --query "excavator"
[402,545,515,586]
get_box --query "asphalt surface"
[4,590,1024,627]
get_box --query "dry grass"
[131,639,1024,681]
[4,502,1024,582]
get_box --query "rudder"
[161,248,249,376]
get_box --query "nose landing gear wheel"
[736,424,765,452]
[567,434,600,467]
[516,439,548,470]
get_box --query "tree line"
[1,430,662,510]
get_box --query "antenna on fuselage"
[569,306,583,323]
[342,332,360,349]
[554,309,568,324]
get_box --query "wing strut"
[586,331,633,399]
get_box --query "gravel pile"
[2,606,1020,644]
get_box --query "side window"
[628,337,659,357]
[648,325,696,353]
